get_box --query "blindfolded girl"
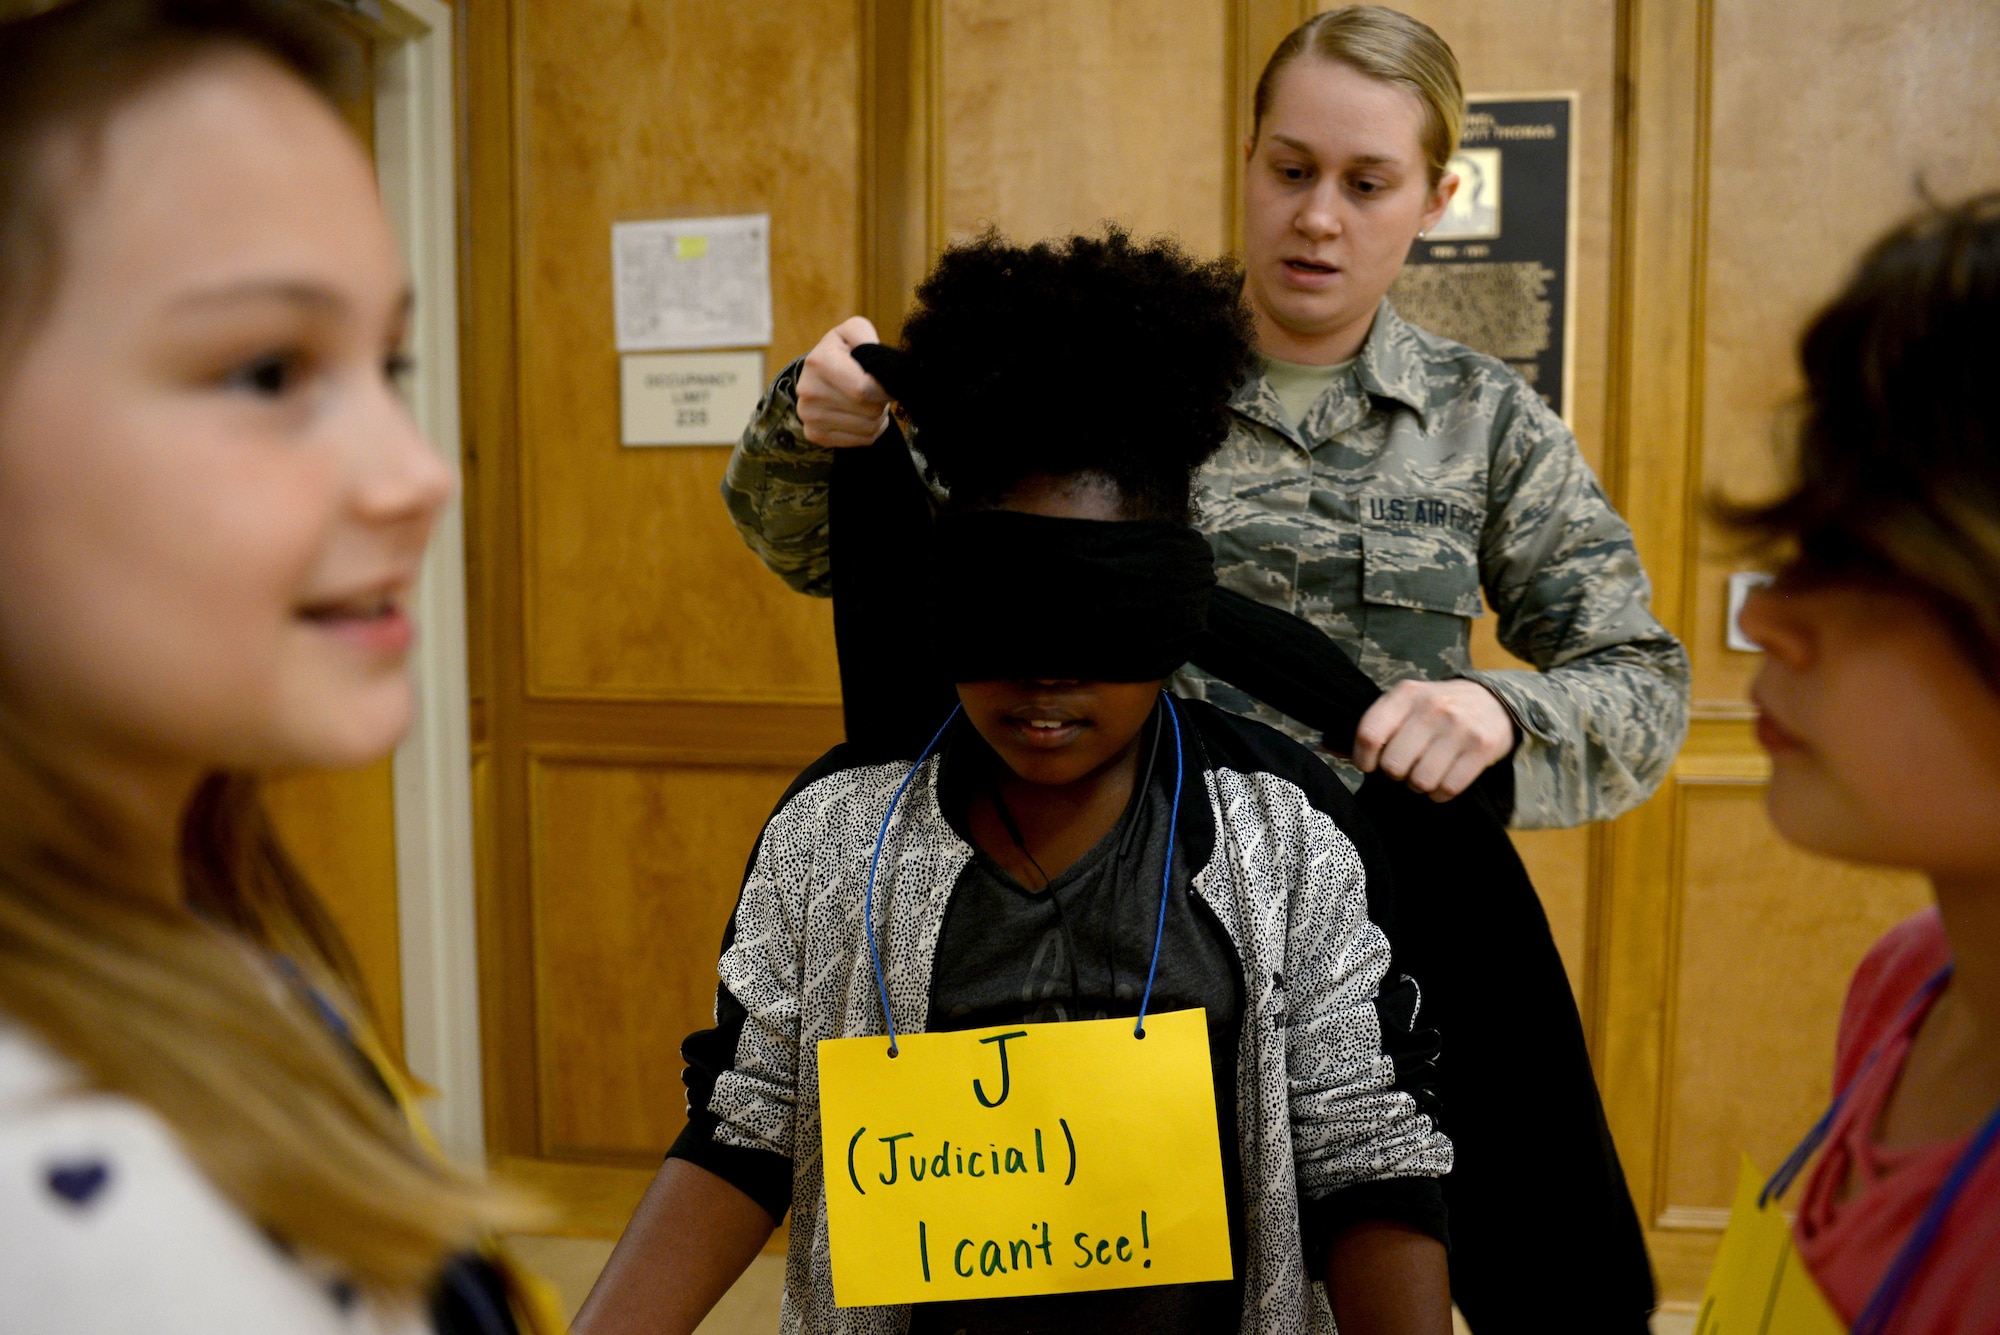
[577,231,1454,1335]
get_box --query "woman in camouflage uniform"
[719,7,1687,1330]
[724,6,1688,831]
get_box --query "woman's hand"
[797,316,893,448]
[1353,678,1515,802]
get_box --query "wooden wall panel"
[515,1,857,702]
[529,757,800,1161]
[1617,0,2000,1303]
[1594,0,1708,1296]
[1692,0,2000,707]
[1384,1,1619,478]
[266,761,404,1055]
[1658,784,1929,1223]
[939,0,1230,252]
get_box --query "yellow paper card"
[1693,1155,1845,1335]
[816,1008,1231,1308]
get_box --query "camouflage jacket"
[721,300,1690,829]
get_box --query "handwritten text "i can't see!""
[815,1010,1233,1305]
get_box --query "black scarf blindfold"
[931,508,1216,683]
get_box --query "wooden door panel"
[1470,598,1594,1009]
[516,0,859,702]
[1386,0,1620,476]
[526,447,843,702]
[473,0,869,1213]
[529,757,800,1162]
[1508,824,1592,1005]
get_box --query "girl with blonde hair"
[0,2,544,1329]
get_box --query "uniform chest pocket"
[1359,494,1485,618]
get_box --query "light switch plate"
[1726,571,1775,652]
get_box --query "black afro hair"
[882,226,1255,525]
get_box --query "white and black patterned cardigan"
[670,698,1453,1335]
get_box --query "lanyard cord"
[1761,962,2000,1334]
[269,953,353,1042]
[1134,694,1185,1040]
[1762,966,1954,1206]
[988,788,1054,890]
[864,706,962,1057]
[987,789,1085,1014]
[862,693,1186,1053]
[1852,1098,2000,1335]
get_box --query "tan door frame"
[365,0,487,1167]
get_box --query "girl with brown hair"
[0,2,543,1329]
[1734,191,2000,1332]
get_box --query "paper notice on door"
[612,214,772,351]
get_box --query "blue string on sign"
[863,706,962,1057]
[1850,1095,2000,1335]
[1133,693,1184,1040]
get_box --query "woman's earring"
[1417,229,1428,239]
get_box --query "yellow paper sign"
[816,1008,1231,1308]
[1693,1156,1845,1335]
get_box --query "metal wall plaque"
[1389,94,1578,420]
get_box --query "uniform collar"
[1353,299,1432,425]
[1231,298,1432,447]
[1228,366,1297,441]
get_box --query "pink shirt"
[1793,910,2000,1333]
